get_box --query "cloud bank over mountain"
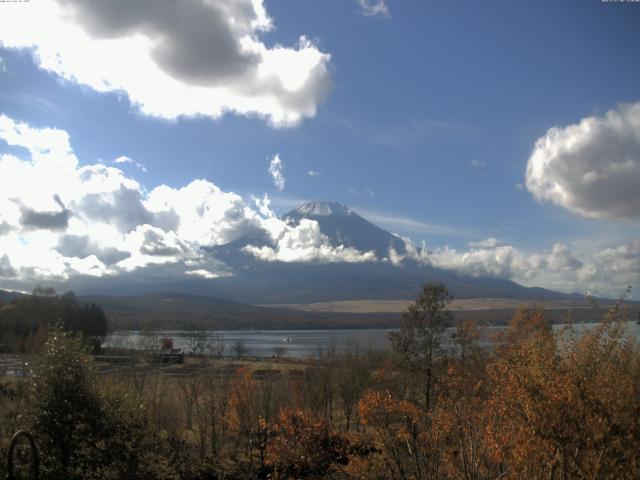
[0,0,331,126]
[0,115,637,297]
[0,115,373,289]
[526,102,640,219]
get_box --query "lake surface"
[105,321,640,359]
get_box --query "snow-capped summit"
[291,201,353,217]
[285,201,407,258]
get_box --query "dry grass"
[267,297,597,314]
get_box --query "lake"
[105,321,640,359]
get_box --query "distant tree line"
[0,287,107,353]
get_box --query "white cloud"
[0,115,379,289]
[356,0,390,18]
[0,114,242,284]
[526,102,640,219]
[113,155,147,172]
[470,159,486,168]
[402,237,636,298]
[268,153,286,191]
[0,0,331,127]
[145,179,265,246]
[308,170,320,177]
[243,218,377,263]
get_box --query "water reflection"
[105,321,640,359]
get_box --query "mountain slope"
[71,200,584,305]
[285,201,408,258]
[184,201,582,304]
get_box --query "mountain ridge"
[175,200,585,304]
[2,200,588,306]
[284,200,409,258]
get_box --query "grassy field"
[266,297,605,313]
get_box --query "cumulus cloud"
[398,236,635,298]
[308,170,320,177]
[428,244,538,280]
[268,153,285,191]
[526,102,640,219]
[430,240,581,282]
[0,114,238,284]
[243,218,377,263]
[356,0,390,18]
[0,0,331,126]
[469,159,486,168]
[145,180,265,246]
[0,115,378,289]
[581,240,640,293]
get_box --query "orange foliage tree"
[264,408,367,479]
[351,390,442,480]
[486,306,640,478]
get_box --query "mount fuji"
[157,201,575,304]
[69,201,580,305]
[283,201,408,259]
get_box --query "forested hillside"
[0,288,107,353]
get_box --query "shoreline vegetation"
[0,283,639,478]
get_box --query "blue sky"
[0,0,639,297]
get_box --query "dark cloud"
[57,0,260,85]
[75,185,155,233]
[0,254,17,278]
[0,220,11,236]
[20,195,70,231]
[139,228,186,256]
[57,234,130,265]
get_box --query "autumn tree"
[353,390,441,479]
[487,306,640,478]
[335,345,371,431]
[450,319,482,368]
[227,368,259,457]
[24,326,154,479]
[264,408,362,479]
[433,360,499,479]
[389,282,452,409]
[291,347,337,422]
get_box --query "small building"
[155,348,184,364]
